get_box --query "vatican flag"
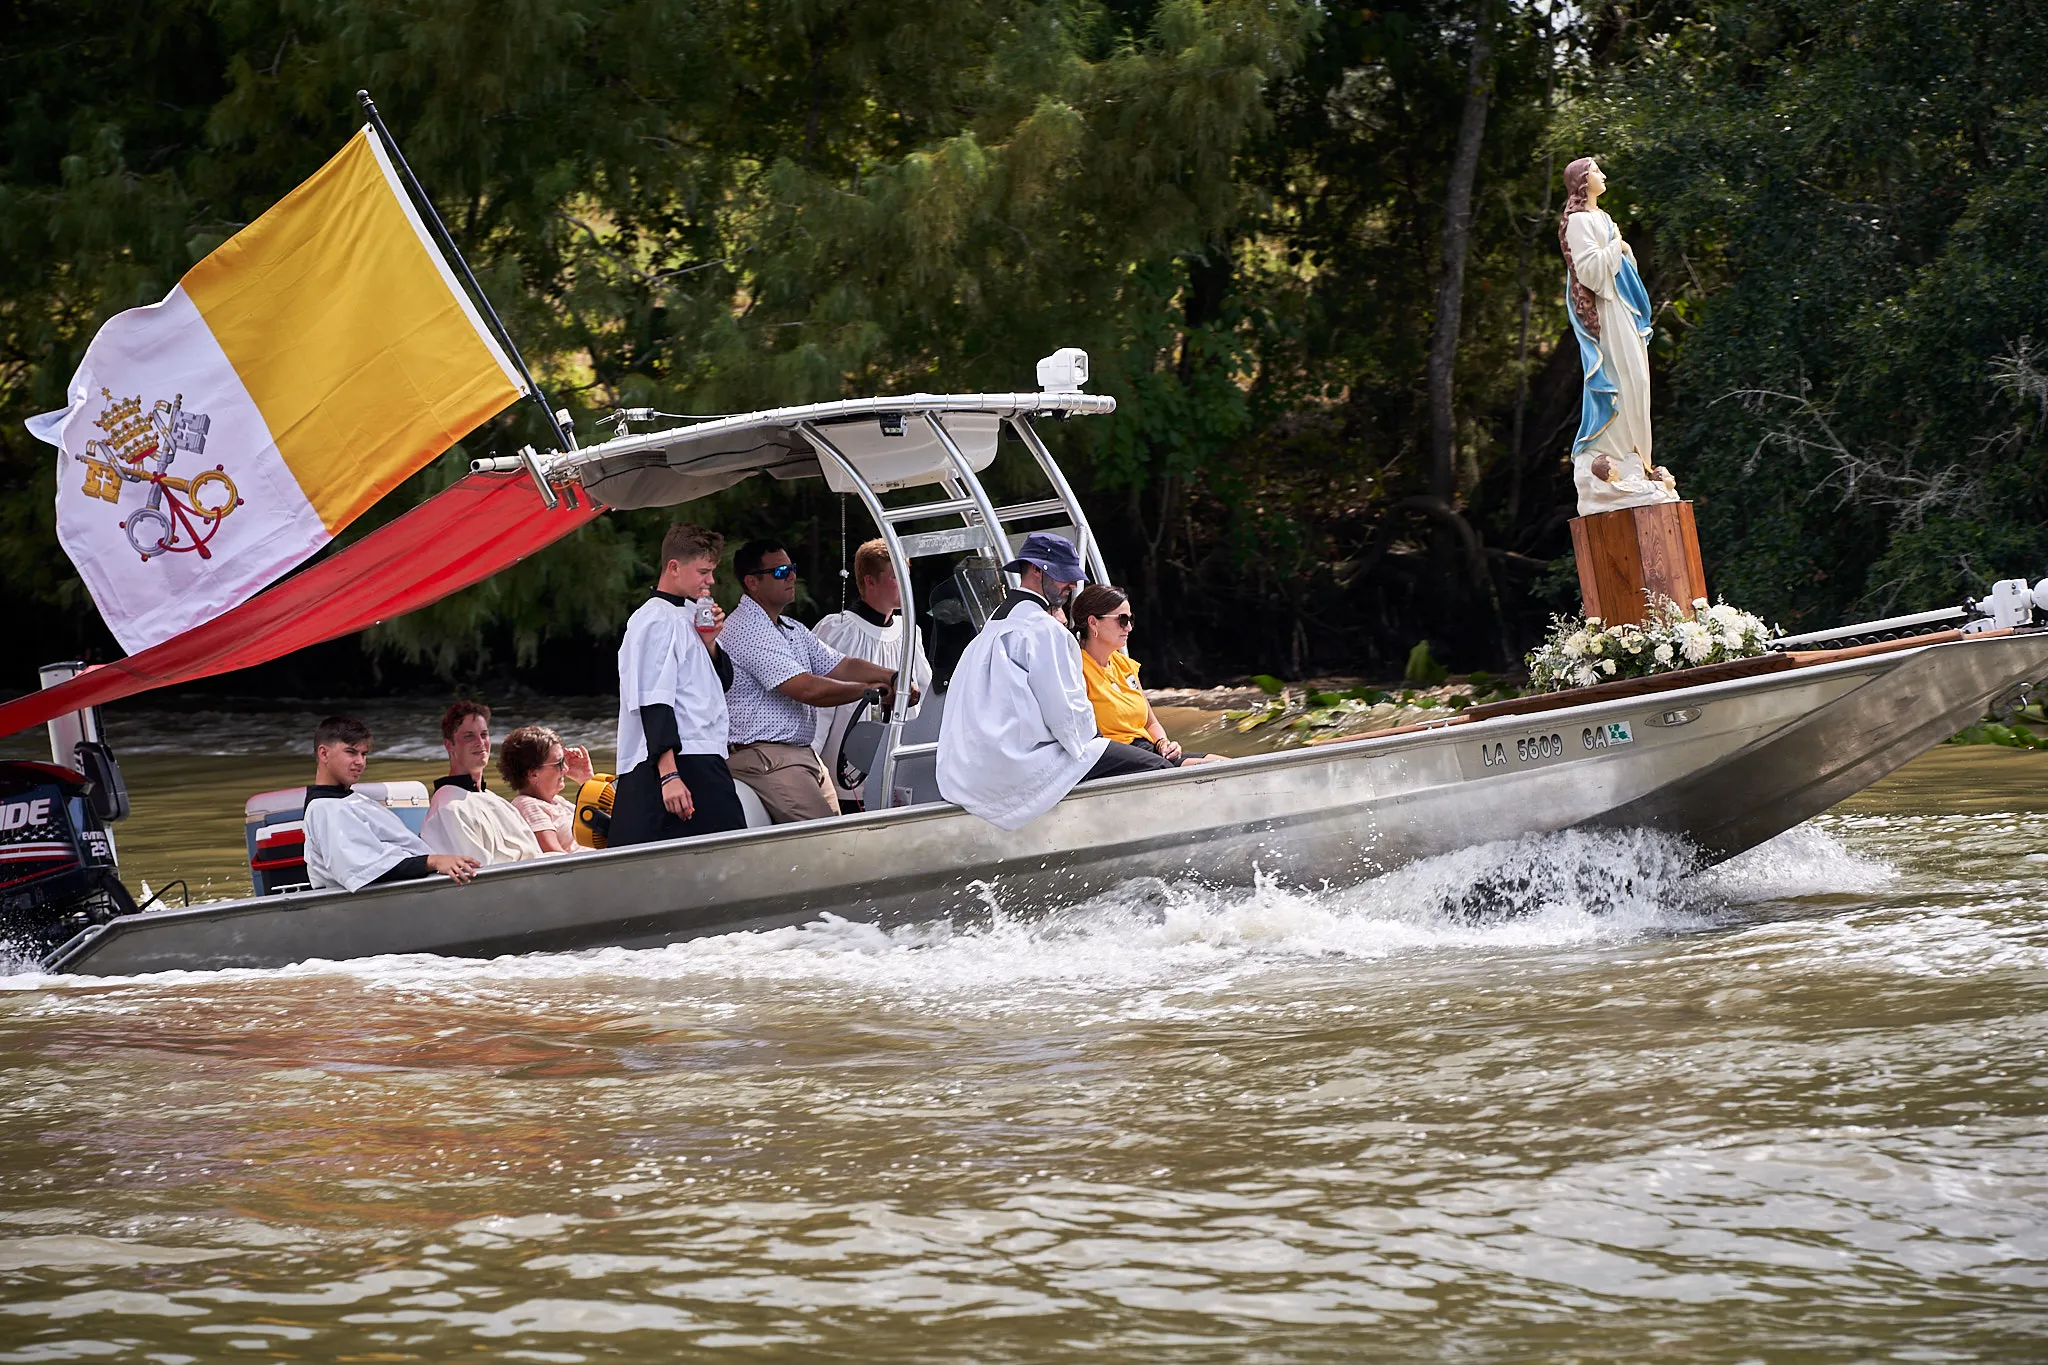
[25,126,525,654]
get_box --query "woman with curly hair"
[499,725,595,855]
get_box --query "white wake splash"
[1700,820,1897,903]
[1,824,1893,998]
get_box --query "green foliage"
[1566,0,2048,630]
[1948,722,2047,751]
[5,0,2045,692]
[1404,639,1448,687]
[0,0,1313,679]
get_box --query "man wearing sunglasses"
[720,538,902,823]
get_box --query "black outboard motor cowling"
[0,761,136,961]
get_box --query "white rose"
[1654,642,1674,665]
[1565,631,1590,658]
[1600,659,1617,676]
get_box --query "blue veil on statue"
[1567,215,1655,459]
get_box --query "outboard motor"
[0,663,138,960]
[0,762,135,959]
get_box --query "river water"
[2,704,2046,1361]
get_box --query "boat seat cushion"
[733,780,773,829]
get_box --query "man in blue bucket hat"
[938,531,1171,829]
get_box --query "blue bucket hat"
[1002,531,1087,583]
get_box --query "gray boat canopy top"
[512,390,1116,510]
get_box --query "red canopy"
[0,472,602,739]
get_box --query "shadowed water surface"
[1,741,2046,1360]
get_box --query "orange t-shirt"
[1082,649,1152,745]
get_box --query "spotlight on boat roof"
[1037,347,1089,394]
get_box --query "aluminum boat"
[13,363,2048,976]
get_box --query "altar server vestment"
[617,591,732,770]
[612,590,746,845]
[303,785,432,892]
[421,788,541,866]
[937,590,1108,830]
[811,602,932,805]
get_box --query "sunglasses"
[747,564,797,580]
[1098,613,1133,629]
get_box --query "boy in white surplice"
[611,522,747,846]
[302,716,478,892]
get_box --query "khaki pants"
[727,742,841,824]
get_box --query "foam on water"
[2,823,1895,1002]
[1700,820,1897,903]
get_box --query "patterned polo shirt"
[719,594,847,747]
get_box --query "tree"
[0,0,1314,684]
[1569,0,2048,628]
[1426,2,1494,506]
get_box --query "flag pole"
[356,89,563,510]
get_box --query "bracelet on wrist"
[661,772,682,785]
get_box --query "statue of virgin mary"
[1560,157,1677,516]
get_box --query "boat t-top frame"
[476,358,1116,804]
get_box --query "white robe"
[427,780,478,817]
[421,788,541,866]
[811,607,934,802]
[616,594,730,771]
[304,791,432,893]
[937,592,1108,830]
[1567,209,1678,515]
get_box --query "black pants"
[1130,736,1208,767]
[1082,739,1175,782]
[609,753,748,847]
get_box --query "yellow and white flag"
[26,126,525,654]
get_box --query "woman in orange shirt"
[1072,585,1216,767]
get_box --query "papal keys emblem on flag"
[78,389,242,561]
[28,124,523,655]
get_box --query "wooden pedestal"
[1568,501,1708,625]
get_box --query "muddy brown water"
[2,702,2046,1360]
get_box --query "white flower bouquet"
[1525,596,1778,693]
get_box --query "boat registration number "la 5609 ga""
[1463,720,1635,777]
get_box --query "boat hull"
[42,632,2048,977]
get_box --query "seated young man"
[302,715,479,892]
[811,538,933,811]
[937,532,1168,830]
[429,700,494,814]
[419,699,543,865]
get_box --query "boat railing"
[1772,577,2046,652]
[800,404,1109,802]
[472,358,1119,808]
